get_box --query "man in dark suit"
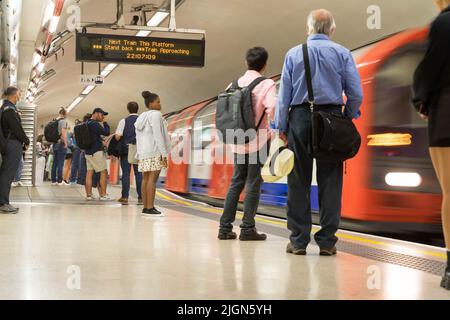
[0,87,30,213]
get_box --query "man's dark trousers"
[0,139,23,205]
[220,152,264,234]
[120,155,142,199]
[287,106,343,249]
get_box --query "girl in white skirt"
[135,91,170,215]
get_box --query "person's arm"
[412,16,450,111]
[273,52,293,133]
[61,126,68,147]
[103,122,110,136]
[93,121,110,136]
[115,119,125,141]
[151,112,169,156]
[263,81,277,123]
[3,109,30,145]
[343,51,363,119]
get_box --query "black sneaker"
[153,207,162,214]
[218,231,237,240]
[142,208,163,216]
[239,230,267,241]
[286,242,307,255]
[441,269,450,290]
[319,247,337,256]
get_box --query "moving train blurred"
[158,27,443,238]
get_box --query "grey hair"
[307,10,336,36]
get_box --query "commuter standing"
[77,114,91,186]
[51,107,69,186]
[135,91,170,216]
[0,87,30,213]
[69,122,82,185]
[412,0,450,290]
[273,9,363,255]
[218,47,277,241]
[85,108,111,201]
[115,102,143,205]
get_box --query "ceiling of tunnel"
[32,0,438,127]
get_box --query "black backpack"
[303,42,361,162]
[74,122,92,150]
[44,119,61,143]
[0,103,10,154]
[215,77,267,144]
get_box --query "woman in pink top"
[218,47,277,241]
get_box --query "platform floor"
[1,184,449,299]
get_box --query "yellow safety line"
[156,190,446,260]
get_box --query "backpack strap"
[0,104,13,139]
[248,77,268,130]
[231,80,240,89]
[247,76,267,92]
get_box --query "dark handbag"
[107,136,127,157]
[302,43,361,162]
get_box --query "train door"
[165,104,207,193]
[189,102,216,195]
[157,113,177,188]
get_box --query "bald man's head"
[307,9,336,37]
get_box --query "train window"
[373,44,426,128]
[192,101,217,150]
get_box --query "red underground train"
[158,27,443,237]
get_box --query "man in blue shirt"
[272,9,363,256]
[85,108,110,201]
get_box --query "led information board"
[76,33,205,67]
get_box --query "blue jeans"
[77,151,87,185]
[219,153,263,234]
[287,106,343,249]
[14,156,24,182]
[51,143,67,183]
[120,156,142,199]
[69,147,81,183]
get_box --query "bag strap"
[302,43,315,107]
[247,76,267,92]
[248,77,267,130]
[231,80,240,89]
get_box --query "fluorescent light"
[37,62,45,73]
[32,52,42,67]
[385,172,422,188]
[81,85,95,95]
[104,63,117,71]
[135,12,169,37]
[67,96,83,113]
[100,63,118,77]
[136,30,151,37]
[42,1,56,26]
[48,16,60,33]
[101,69,112,77]
[147,12,169,26]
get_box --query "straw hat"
[261,134,295,182]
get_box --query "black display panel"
[76,32,205,67]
